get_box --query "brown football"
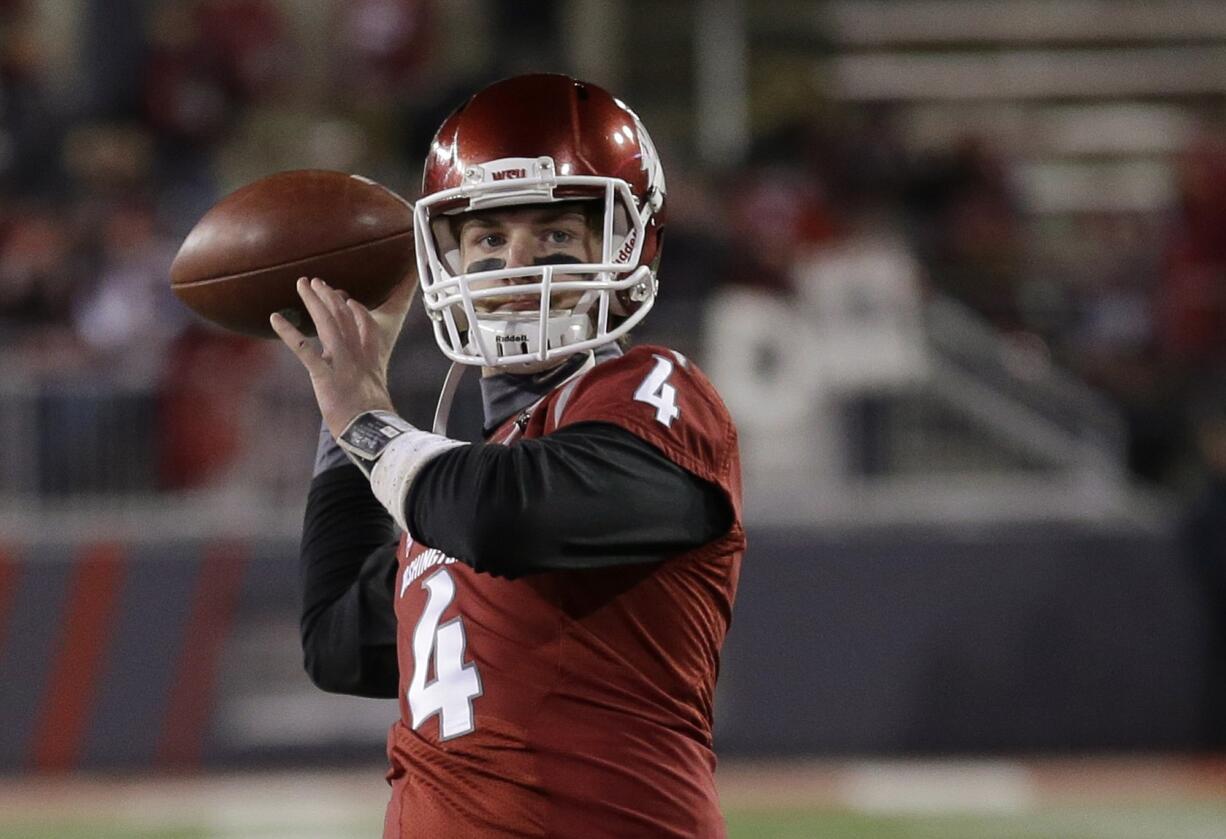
[170,169,415,338]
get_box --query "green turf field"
[7,804,1226,839]
[3,761,1223,839]
[726,804,1226,839]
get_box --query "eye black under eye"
[466,257,506,272]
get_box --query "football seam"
[171,228,415,287]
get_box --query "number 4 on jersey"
[634,354,682,427]
[408,569,482,740]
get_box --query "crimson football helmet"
[414,74,667,369]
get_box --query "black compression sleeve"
[405,422,732,579]
[299,463,400,698]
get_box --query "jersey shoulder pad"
[547,345,737,486]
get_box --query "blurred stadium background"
[1,0,1225,836]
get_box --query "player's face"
[456,205,598,313]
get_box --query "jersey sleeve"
[547,345,742,514]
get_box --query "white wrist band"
[369,429,467,532]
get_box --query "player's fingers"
[311,278,360,346]
[296,277,343,350]
[270,310,325,376]
[347,297,377,350]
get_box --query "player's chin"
[505,355,575,375]
[550,288,585,308]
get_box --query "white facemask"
[413,157,659,369]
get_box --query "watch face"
[342,413,408,459]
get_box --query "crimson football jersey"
[383,345,745,838]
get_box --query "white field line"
[838,760,1035,813]
[714,756,1226,812]
[0,769,386,832]
[0,757,1223,828]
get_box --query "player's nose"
[503,230,536,271]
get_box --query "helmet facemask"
[413,155,659,369]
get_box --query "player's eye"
[478,233,505,249]
[546,229,575,246]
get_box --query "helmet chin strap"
[432,361,467,435]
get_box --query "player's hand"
[270,276,405,439]
[368,267,418,373]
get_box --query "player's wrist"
[322,386,394,440]
[338,410,468,531]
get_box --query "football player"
[272,74,745,838]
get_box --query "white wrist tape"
[369,429,467,532]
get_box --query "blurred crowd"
[0,0,1223,497]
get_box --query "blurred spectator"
[724,165,838,295]
[1181,377,1226,747]
[157,326,272,490]
[196,0,289,98]
[0,0,1218,499]
[0,204,84,370]
[331,0,433,106]
[1158,132,1226,375]
[80,0,149,119]
[71,198,185,384]
[489,0,564,76]
[1069,214,1179,482]
[0,0,64,196]
[142,0,289,147]
[759,107,910,222]
[651,163,732,350]
[62,122,156,195]
[904,136,1024,332]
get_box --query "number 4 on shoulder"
[634,353,683,427]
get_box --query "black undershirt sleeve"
[405,421,733,579]
[299,464,400,698]
[298,421,731,696]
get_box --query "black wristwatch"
[337,410,414,477]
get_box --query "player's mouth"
[486,291,584,313]
[494,299,542,312]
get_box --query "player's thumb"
[382,268,418,314]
